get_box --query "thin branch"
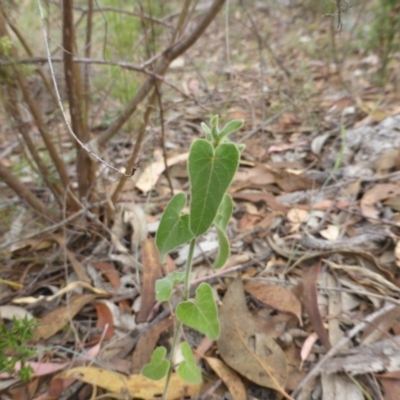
[3,83,63,206]
[0,4,58,105]
[83,0,93,130]
[76,5,173,28]
[0,56,207,106]
[0,7,72,205]
[96,0,226,146]
[111,89,158,204]
[36,0,133,178]
[0,163,58,222]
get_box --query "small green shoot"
[142,115,244,398]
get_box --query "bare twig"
[63,4,173,28]
[36,0,134,179]
[0,163,58,222]
[0,4,57,105]
[0,56,207,106]
[96,0,226,146]
[110,89,158,203]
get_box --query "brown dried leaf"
[137,238,163,323]
[93,261,121,289]
[373,149,399,174]
[270,169,315,192]
[244,281,302,325]
[217,278,289,397]
[35,294,100,340]
[379,378,400,400]
[360,183,400,220]
[232,192,288,212]
[205,357,247,400]
[234,165,275,187]
[61,367,201,399]
[64,248,91,284]
[93,301,115,340]
[303,262,330,348]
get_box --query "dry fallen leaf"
[205,357,247,400]
[136,152,189,193]
[217,278,289,398]
[61,367,201,400]
[35,294,100,340]
[360,183,400,220]
[137,238,163,323]
[93,301,115,340]
[244,281,302,325]
[234,164,275,187]
[303,262,330,348]
[270,168,315,192]
[132,317,172,374]
[319,224,340,241]
[110,203,148,253]
[287,208,309,233]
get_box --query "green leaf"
[214,193,232,230]
[213,194,233,269]
[200,122,213,142]
[176,283,220,340]
[218,120,244,141]
[189,140,240,237]
[141,346,170,380]
[156,193,194,261]
[176,342,202,384]
[155,271,186,302]
[210,115,219,140]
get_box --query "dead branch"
[62,0,96,200]
[96,0,226,147]
[0,163,58,222]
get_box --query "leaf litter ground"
[2,2,400,400]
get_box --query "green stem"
[183,238,196,301]
[162,238,196,400]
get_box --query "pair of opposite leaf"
[142,117,244,383]
[156,116,244,268]
[141,343,201,384]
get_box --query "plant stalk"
[162,238,196,400]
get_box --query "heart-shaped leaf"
[156,193,194,261]
[176,342,202,384]
[155,271,186,302]
[141,346,170,380]
[189,140,239,237]
[176,283,220,340]
[213,193,233,269]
